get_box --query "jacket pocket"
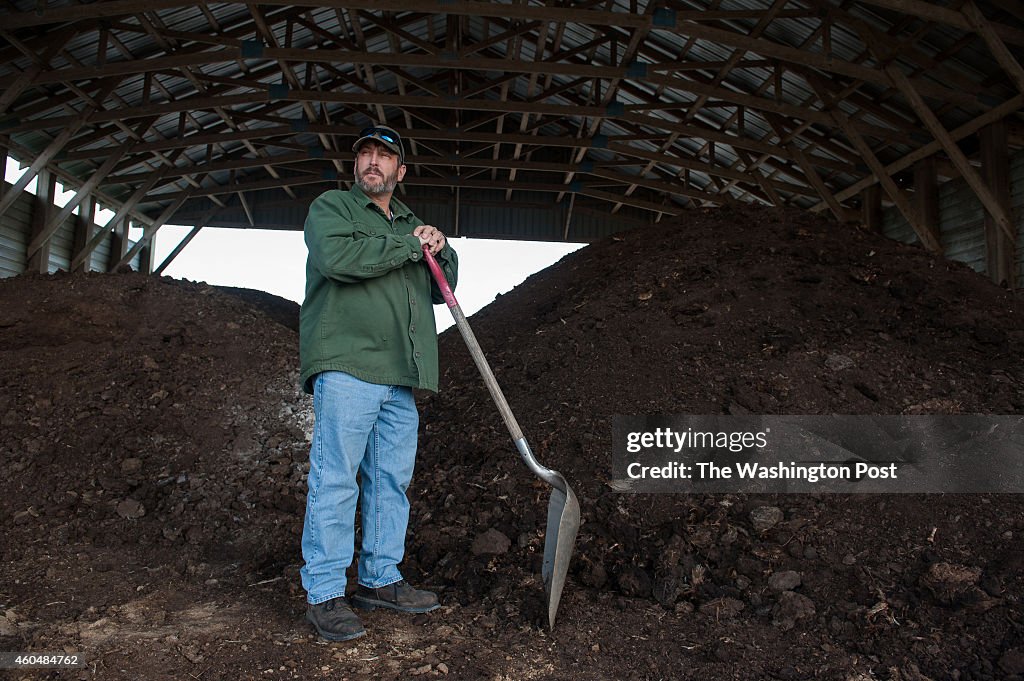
[351,222,380,238]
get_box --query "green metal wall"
[0,182,141,277]
[881,150,1023,287]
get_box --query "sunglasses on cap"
[359,127,400,145]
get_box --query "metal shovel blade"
[542,475,581,630]
[514,437,580,629]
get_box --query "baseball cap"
[352,125,405,164]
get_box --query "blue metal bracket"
[240,40,264,59]
[626,61,647,79]
[653,8,676,28]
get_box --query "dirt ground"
[1,204,1022,681]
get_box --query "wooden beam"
[765,112,847,217]
[622,112,858,174]
[0,49,237,86]
[112,145,766,208]
[139,232,156,274]
[0,24,80,115]
[0,78,121,219]
[107,217,130,272]
[61,122,827,200]
[0,124,86,219]
[885,64,1016,244]
[68,149,184,271]
[735,148,782,207]
[681,0,788,130]
[154,224,203,276]
[815,2,989,101]
[238,190,255,227]
[114,194,191,270]
[855,0,1024,48]
[813,93,1024,211]
[58,124,345,161]
[27,169,56,274]
[4,89,609,127]
[913,156,941,249]
[980,121,1015,287]
[832,112,942,252]
[3,136,157,231]
[0,64,43,116]
[961,1,1024,97]
[0,144,7,205]
[12,0,1024,47]
[26,117,155,259]
[20,39,976,126]
[579,187,684,216]
[659,0,788,209]
[563,192,575,240]
[111,219,138,270]
[626,139,786,197]
[14,1,1015,236]
[589,165,740,204]
[790,145,846,221]
[14,65,847,186]
[862,184,882,234]
[70,196,96,273]
[155,171,692,216]
[667,19,978,107]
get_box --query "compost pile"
[1,204,1022,681]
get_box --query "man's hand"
[413,225,446,255]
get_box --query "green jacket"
[299,185,459,394]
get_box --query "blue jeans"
[301,371,419,605]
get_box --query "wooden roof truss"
[1,0,1022,249]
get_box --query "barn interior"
[1,2,1023,680]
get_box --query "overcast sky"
[6,157,583,331]
[153,226,583,331]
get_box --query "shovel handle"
[422,243,458,309]
[422,245,527,442]
[422,247,567,492]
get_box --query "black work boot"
[351,580,440,613]
[306,597,366,641]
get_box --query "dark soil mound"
[215,285,301,333]
[0,271,312,679]
[1,204,1022,680]
[416,204,1024,678]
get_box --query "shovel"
[422,245,580,630]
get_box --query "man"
[298,124,458,642]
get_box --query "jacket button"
[415,351,421,358]
[410,325,416,332]
[410,298,416,305]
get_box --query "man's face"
[355,141,406,196]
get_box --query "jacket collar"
[350,183,413,220]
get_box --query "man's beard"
[356,166,398,195]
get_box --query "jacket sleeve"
[304,191,423,283]
[429,240,459,305]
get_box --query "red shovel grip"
[422,244,458,309]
